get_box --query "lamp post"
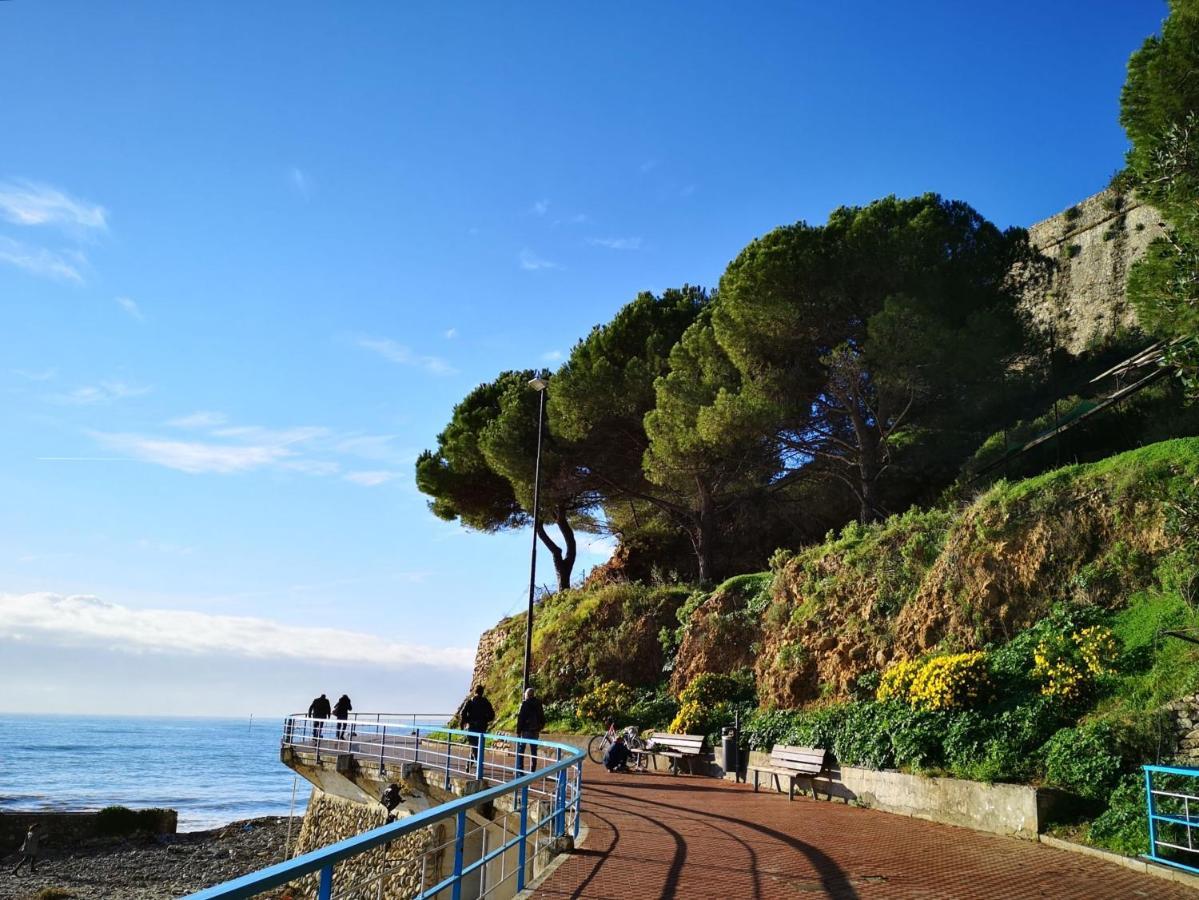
[522,376,548,694]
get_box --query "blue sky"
[0,1,1165,716]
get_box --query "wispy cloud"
[0,179,107,231]
[91,432,293,474]
[444,327,458,339]
[0,592,474,670]
[54,380,150,405]
[289,166,312,200]
[13,368,56,382]
[639,160,659,174]
[0,237,84,283]
[115,296,144,322]
[357,336,457,376]
[519,248,560,271]
[167,411,228,429]
[345,470,399,487]
[542,350,563,362]
[552,212,588,227]
[530,199,549,217]
[587,236,642,251]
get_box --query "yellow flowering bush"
[576,680,635,725]
[907,652,990,711]
[876,659,922,702]
[668,700,706,734]
[1033,625,1118,700]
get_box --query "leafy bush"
[628,686,679,729]
[876,659,922,703]
[1034,625,1118,700]
[669,670,755,736]
[1089,774,1148,856]
[908,653,990,711]
[741,708,806,750]
[576,681,635,725]
[1042,722,1125,800]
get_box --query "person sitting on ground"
[380,783,405,823]
[604,734,631,773]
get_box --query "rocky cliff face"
[1022,188,1165,356]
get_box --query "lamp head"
[528,377,548,392]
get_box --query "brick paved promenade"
[534,762,1196,899]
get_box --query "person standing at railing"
[458,684,495,764]
[333,694,352,740]
[308,693,331,739]
[515,687,546,773]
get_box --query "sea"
[0,715,310,831]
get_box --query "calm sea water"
[0,715,310,831]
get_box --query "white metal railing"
[187,715,584,900]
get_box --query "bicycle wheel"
[587,733,610,764]
[625,732,645,752]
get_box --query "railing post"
[476,732,486,782]
[573,758,583,840]
[1145,766,1159,862]
[555,749,567,836]
[451,808,467,900]
[318,863,333,900]
[445,733,452,790]
[415,727,422,765]
[315,725,322,764]
[379,724,387,774]
[517,784,529,892]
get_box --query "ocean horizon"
[0,714,310,831]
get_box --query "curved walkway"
[533,762,1196,900]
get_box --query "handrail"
[187,716,584,900]
[1144,764,1199,876]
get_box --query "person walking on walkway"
[458,684,495,765]
[308,693,331,739]
[515,687,546,773]
[333,694,352,740]
[11,824,40,875]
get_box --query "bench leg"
[789,776,796,802]
[753,770,759,792]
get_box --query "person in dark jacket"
[308,693,331,739]
[333,694,352,740]
[604,735,631,773]
[11,824,40,875]
[515,687,546,773]
[458,685,495,764]
[380,783,405,824]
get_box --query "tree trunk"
[690,475,717,584]
[535,508,576,593]
[849,407,882,524]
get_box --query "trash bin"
[721,727,738,776]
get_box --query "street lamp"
[522,376,548,694]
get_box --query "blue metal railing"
[1144,763,1199,875]
[187,716,584,899]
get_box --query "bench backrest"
[648,732,706,754]
[769,745,826,774]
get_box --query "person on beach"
[515,687,546,773]
[333,694,352,740]
[604,735,631,773]
[11,823,40,875]
[380,783,405,823]
[458,684,495,764]
[308,693,331,739]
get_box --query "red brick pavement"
[533,762,1197,899]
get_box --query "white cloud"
[91,432,294,474]
[444,328,458,339]
[334,434,412,466]
[115,296,144,322]
[552,212,588,226]
[542,350,563,362]
[0,236,84,282]
[290,166,312,200]
[0,592,474,670]
[55,380,151,405]
[583,534,619,560]
[530,199,549,217]
[587,236,642,251]
[345,470,399,487]
[519,249,560,271]
[357,337,457,376]
[167,411,228,429]
[13,367,56,382]
[0,179,107,230]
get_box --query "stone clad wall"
[1163,693,1199,765]
[291,790,446,899]
[470,621,514,694]
[1022,188,1166,356]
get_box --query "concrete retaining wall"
[0,808,178,848]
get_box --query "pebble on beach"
[0,817,295,900]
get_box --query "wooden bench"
[746,745,830,800]
[630,732,707,775]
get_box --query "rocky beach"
[0,816,293,900]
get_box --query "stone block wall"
[1022,188,1166,356]
[1162,693,1199,765]
[470,621,514,695]
[290,790,446,899]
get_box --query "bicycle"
[587,722,644,764]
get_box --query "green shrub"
[627,686,678,729]
[576,681,635,726]
[1089,774,1148,856]
[34,889,76,900]
[1042,722,1125,800]
[741,708,806,750]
